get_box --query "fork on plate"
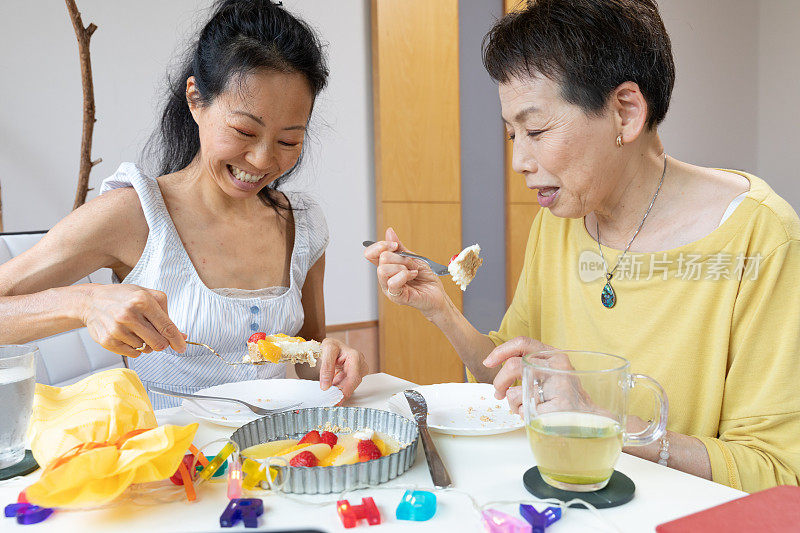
[148,386,301,416]
[362,240,451,276]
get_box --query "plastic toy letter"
[482,509,532,533]
[519,504,562,532]
[219,498,263,528]
[396,490,437,521]
[4,503,55,525]
[337,497,381,528]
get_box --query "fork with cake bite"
[136,338,321,367]
[362,240,450,276]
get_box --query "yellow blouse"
[488,171,800,493]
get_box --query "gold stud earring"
[616,134,624,148]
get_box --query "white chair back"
[0,231,125,387]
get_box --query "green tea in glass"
[523,350,667,492]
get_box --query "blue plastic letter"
[396,490,437,521]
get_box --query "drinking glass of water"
[522,350,668,492]
[0,345,37,469]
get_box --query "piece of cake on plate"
[448,244,483,290]
[244,332,321,366]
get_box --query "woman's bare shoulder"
[88,185,140,210]
[51,187,149,266]
[85,187,147,234]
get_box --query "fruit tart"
[242,428,402,467]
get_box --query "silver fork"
[362,240,450,276]
[137,340,268,366]
[148,386,301,416]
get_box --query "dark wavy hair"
[145,0,328,210]
[482,0,675,129]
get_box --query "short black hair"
[482,0,675,129]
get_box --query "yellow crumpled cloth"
[25,368,198,508]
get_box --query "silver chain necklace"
[595,153,667,308]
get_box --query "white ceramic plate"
[386,383,524,436]
[181,379,344,428]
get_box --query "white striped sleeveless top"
[99,163,329,409]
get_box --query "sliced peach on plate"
[318,445,344,467]
[372,437,388,457]
[242,438,299,460]
[374,431,401,454]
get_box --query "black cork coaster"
[0,450,39,481]
[523,466,635,509]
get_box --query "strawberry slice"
[289,450,318,467]
[320,431,338,447]
[298,430,322,445]
[248,332,266,343]
[357,439,382,462]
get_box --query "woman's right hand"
[364,227,451,320]
[81,284,187,357]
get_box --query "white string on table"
[256,481,624,533]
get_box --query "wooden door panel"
[373,0,461,203]
[504,0,526,12]
[373,0,464,384]
[506,202,540,304]
[378,201,464,384]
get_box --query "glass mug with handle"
[522,350,668,492]
[0,344,37,468]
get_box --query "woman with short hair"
[366,0,800,492]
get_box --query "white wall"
[658,0,760,172]
[757,0,800,211]
[0,0,376,325]
[281,1,376,325]
[657,0,800,212]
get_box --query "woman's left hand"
[318,338,369,400]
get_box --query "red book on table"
[656,485,800,532]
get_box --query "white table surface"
[1,373,745,532]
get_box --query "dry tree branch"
[66,0,101,210]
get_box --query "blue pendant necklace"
[595,154,667,308]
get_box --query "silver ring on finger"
[387,288,402,297]
[135,342,147,352]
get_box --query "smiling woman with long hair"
[0,0,368,407]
